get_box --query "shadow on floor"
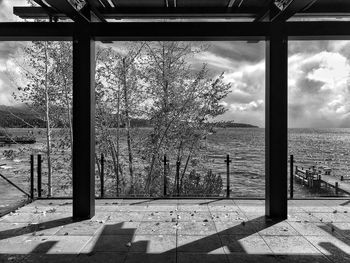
[0,212,349,262]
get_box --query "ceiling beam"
[270,0,318,21]
[110,0,118,8]
[44,0,91,23]
[14,6,259,19]
[254,0,273,21]
[0,22,74,41]
[32,0,60,20]
[85,0,108,22]
[227,0,245,8]
[13,4,350,21]
[14,7,65,19]
[1,22,350,41]
[255,0,318,21]
[98,0,112,8]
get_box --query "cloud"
[230,100,264,112]
[204,40,350,128]
[288,47,350,128]
[0,0,28,22]
[208,41,265,63]
[193,50,238,73]
[215,60,266,127]
[0,72,16,105]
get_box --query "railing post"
[37,154,42,198]
[335,182,339,195]
[176,160,180,196]
[100,153,104,198]
[30,154,34,199]
[290,155,294,199]
[163,155,168,197]
[224,154,232,198]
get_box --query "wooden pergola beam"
[0,22,73,41]
[255,0,318,22]
[44,0,90,23]
[85,0,108,22]
[1,22,350,41]
[270,0,318,21]
[14,5,350,20]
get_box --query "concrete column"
[72,29,95,219]
[265,22,288,219]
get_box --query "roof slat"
[85,0,108,22]
[99,0,113,8]
[13,0,350,21]
[44,0,90,22]
[270,0,318,21]
[32,0,60,19]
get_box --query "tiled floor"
[0,199,350,262]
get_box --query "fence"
[96,153,234,198]
[9,152,236,199]
[20,153,350,199]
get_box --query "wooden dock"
[319,173,350,195]
[294,166,350,195]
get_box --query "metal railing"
[96,153,233,198]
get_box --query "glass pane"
[288,40,350,198]
[95,41,265,198]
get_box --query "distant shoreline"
[212,122,259,128]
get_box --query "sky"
[0,0,350,128]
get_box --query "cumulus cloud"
[288,47,350,128]
[0,0,28,22]
[203,40,350,128]
[0,41,27,106]
[208,41,265,63]
[214,60,266,127]
[230,100,264,112]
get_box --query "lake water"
[1,128,350,198]
[205,128,350,197]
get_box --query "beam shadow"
[0,209,349,262]
[0,217,73,240]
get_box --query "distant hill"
[212,121,259,128]
[0,105,258,129]
[0,105,45,128]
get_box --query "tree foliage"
[11,40,232,197]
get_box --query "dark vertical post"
[224,154,232,198]
[73,27,95,219]
[163,155,168,197]
[290,155,294,199]
[37,154,42,198]
[176,161,180,196]
[100,153,104,198]
[30,154,34,199]
[335,182,339,195]
[265,22,288,219]
[116,170,119,197]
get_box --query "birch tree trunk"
[44,42,52,197]
[63,76,73,161]
[116,88,121,196]
[122,58,134,194]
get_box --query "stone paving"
[0,199,350,262]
